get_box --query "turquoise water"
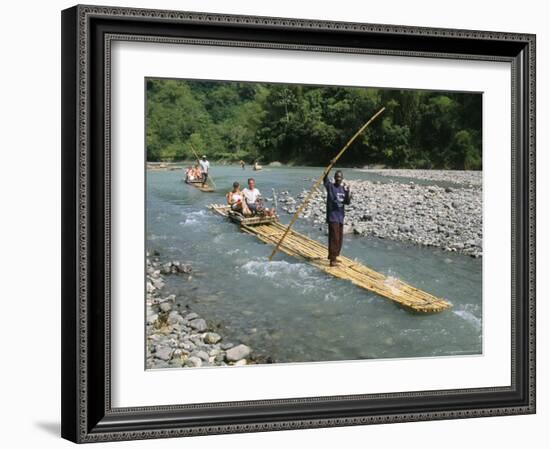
[146,165,482,364]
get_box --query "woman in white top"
[226,182,251,216]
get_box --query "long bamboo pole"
[190,144,217,189]
[268,107,385,261]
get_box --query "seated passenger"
[185,167,193,182]
[226,182,251,216]
[192,165,202,180]
[241,178,274,216]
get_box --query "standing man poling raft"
[199,155,210,187]
[324,170,351,266]
[267,106,385,263]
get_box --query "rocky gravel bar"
[359,168,482,187]
[146,254,253,369]
[283,175,482,258]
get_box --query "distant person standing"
[323,170,351,266]
[199,155,210,187]
[239,160,245,170]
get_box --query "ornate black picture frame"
[61,4,536,443]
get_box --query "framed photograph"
[61,4,536,443]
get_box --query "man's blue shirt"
[324,176,351,224]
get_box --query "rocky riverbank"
[277,176,482,258]
[359,168,482,187]
[146,254,253,369]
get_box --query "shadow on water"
[147,166,482,364]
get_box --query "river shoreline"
[146,254,254,369]
[289,171,482,258]
[357,168,482,187]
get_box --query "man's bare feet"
[329,260,339,267]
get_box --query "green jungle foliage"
[146,78,482,169]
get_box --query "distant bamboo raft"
[184,179,215,192]
[209,204,452,313]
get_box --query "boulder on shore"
[225,344,251,362]
[204,332,222,344]
[189,318,207,331]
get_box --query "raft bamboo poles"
[186,181,215,192]
[268,107,386,262]
[209,204,452,313]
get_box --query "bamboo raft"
[209,204,452,313]
[184,179,215,192]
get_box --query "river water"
[147,165,482,364]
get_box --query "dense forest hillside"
[146,78,482,169]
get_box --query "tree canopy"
[146,78,482,169]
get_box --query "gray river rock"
[225,344,252,362]
[146,254,254,369]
